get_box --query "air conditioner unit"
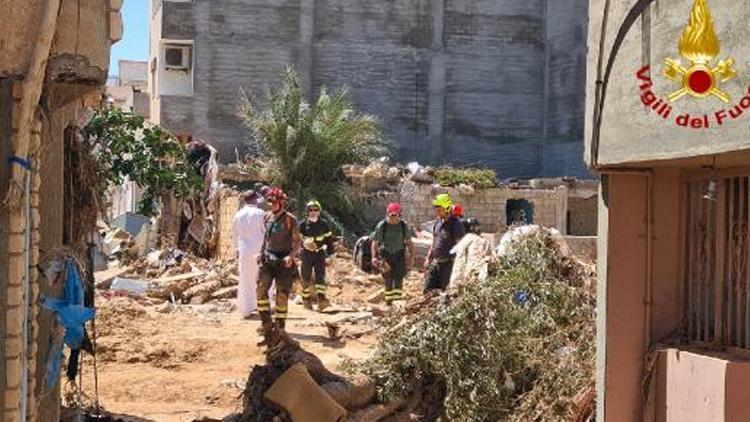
[164,44,191,71]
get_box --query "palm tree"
[239,67,387,232]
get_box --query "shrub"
[434,167,497,189]
[356,229,595,421]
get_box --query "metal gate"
[684,176,750,348]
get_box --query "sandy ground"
[77,258,423,421]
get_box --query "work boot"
[317,297,331,313]
[256,312,275,347]
[303,298,314,310]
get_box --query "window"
[164,44,191,71]
[684,175,750,349]
[506,199,534,226]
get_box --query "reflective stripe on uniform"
[301,288,312,298]
[385,289,403,300]
[303,232,333,243]
[257,299,271,311]
[315,284,326,293]
[315,231,333,241]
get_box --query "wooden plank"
[152,271,206,284]
[94,265,132,285]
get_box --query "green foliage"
[358,230,595,421]
[238,67,387,233]
[84,108,204,216]
[434,167,497,189]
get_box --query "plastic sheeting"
[41,259,95,387]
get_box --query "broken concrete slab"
[111,277,148,295]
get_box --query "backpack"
[376,220,407,245]
[353,236,374,273]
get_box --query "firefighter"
[371,203,415,305]
[424,193,465,292]
[299,200,336,312]
[257,187,301,346]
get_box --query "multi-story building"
[0,1,121,420]
[587,0,750,420]
[107,59,150,118]
[149,0,591,178]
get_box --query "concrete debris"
[133,220,158,256]
[94,265,132,290]
[457,183,475,195]
[111,212,152,237]
[211,286,238,300]
[366,288,385,304]
[110,277,148,295]
[449,233,493,290]
[407,162,435,184]
[362,161,388,178]
[496,225,571,258]
[103,228,133,257]
[154,301,173,313]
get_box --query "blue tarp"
[41,259,95,387]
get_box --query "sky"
[109,0,150,77]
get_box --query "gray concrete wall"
[157,0,590,178]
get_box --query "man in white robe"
[233,190,266,318]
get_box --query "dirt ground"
[77,257,423,421]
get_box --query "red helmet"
[453,203,463,217]
[266,187,288,204]
[386,202,402,215]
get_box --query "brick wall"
[3,84,39,422]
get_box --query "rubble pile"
[229,227,596,422]
[95,246,239,306]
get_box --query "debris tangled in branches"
[234,229,595,421]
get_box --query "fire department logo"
[662,0,737,102]
[635,0,750,129]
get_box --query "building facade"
[106,59,150,118]
[149,0,590,178]
[587,0,750,420]
[0,1,120,420]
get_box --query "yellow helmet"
[306,199,322,210]
[432,193,453,211]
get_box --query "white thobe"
[233,204,266,316]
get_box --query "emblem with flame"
[663,0,737,102]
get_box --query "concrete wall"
[568,196,597,236]
[585,0,750,167]
[543,0,589,176]
[118,60,148,89]
[152,0,590,178]
[351,179,577,234]
[597,173,649,422]
[597,168,700,421]
[649,349,750,422]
